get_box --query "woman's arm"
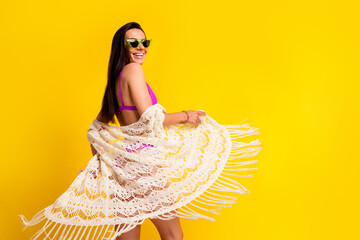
[126,63,154,116]
[96,111,108,124]
[90,144,97,156]
[163,111,187,127]
[163,110,207,127]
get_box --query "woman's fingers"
[195,118,201,127]
[185,110,206,127]
[197,111,206,126]
[198,110,206,115]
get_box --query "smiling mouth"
[133,53,144,59]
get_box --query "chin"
[132,59,144,65]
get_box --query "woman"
[94,22,205,240]
[19,22,262,240]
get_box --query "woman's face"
[124,28,149,65]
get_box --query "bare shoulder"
[122,63,143,76]
[121,63,145,84]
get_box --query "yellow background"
[1,0,359,239]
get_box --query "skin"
[81,28,207,240]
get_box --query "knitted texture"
[19,103,262,239]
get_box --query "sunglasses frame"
[126,39,152,48]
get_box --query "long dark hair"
[99,22,147,124]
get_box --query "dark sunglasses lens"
[142,40,151,47]
[129,40,139,48]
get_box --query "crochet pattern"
[19,103,262,239]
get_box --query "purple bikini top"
[118,69,157,112]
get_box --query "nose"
[137,42,145,50]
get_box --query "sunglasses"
[126,39,152,48]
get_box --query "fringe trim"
[18,122,261,239]
[18,212,145,240]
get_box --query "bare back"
[115,63,157,126]
[115,70,140,126]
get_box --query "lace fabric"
[19,103,262,239]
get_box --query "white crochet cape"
[19,103,262,240]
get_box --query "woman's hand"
[183,110,206,127]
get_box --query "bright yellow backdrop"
[1,0,359,239]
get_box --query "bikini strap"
[118,70,124,106]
